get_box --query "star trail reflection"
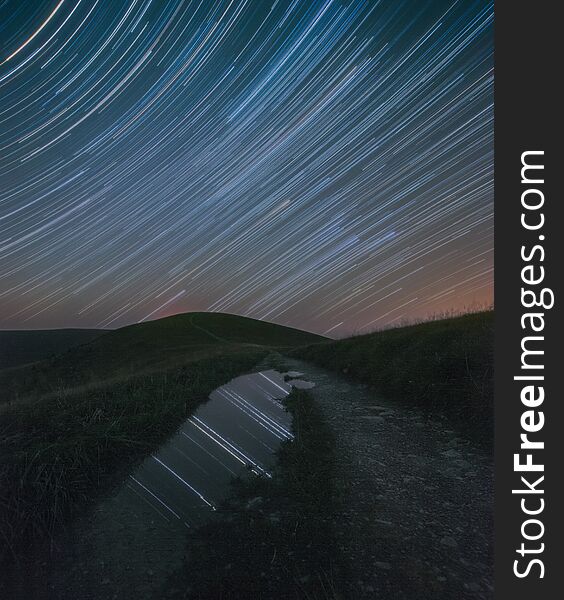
[0,1,493,335]
[123,369,309,527]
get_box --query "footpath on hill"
[3,352,493,600]
[264,353,494,600]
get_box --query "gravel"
[264,354,494,600]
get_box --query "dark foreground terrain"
[164,351,492,600]
[0,311,493,599]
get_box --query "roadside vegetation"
[167,388,345,600]
[292,310,494,448]
[0,313,324,568]
[0,350,266,566]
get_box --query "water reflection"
[124,369,312,527]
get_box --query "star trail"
[0,0,493,336]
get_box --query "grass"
[0,313,325,404]
[0,329,103,370]
[292,310,494,448]
[0,349,267,566]
[0,313,325,567]
[167,388,345,600]
[0,308,494,589]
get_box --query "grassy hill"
[0,312,325,404]
[79,311,323,369]
[292,311,494,448]
[0,329,103,370]
[0,309,493,571]
[0,312,324,564]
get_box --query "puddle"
[8,369,315,599]
[124,369,314,528]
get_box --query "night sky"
[0,0,493,336]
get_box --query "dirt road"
[265,354,494,599]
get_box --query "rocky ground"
[3,353,493,599]
[263,353,494,599]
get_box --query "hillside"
[0,309,492,592]
[292,311,494,447]
[0,329,103,370]
[0,312,325,403]
[0,312,324,564]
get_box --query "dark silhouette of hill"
[0,312,325,566]
[0,312,326,403]
[0,329,103,370]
